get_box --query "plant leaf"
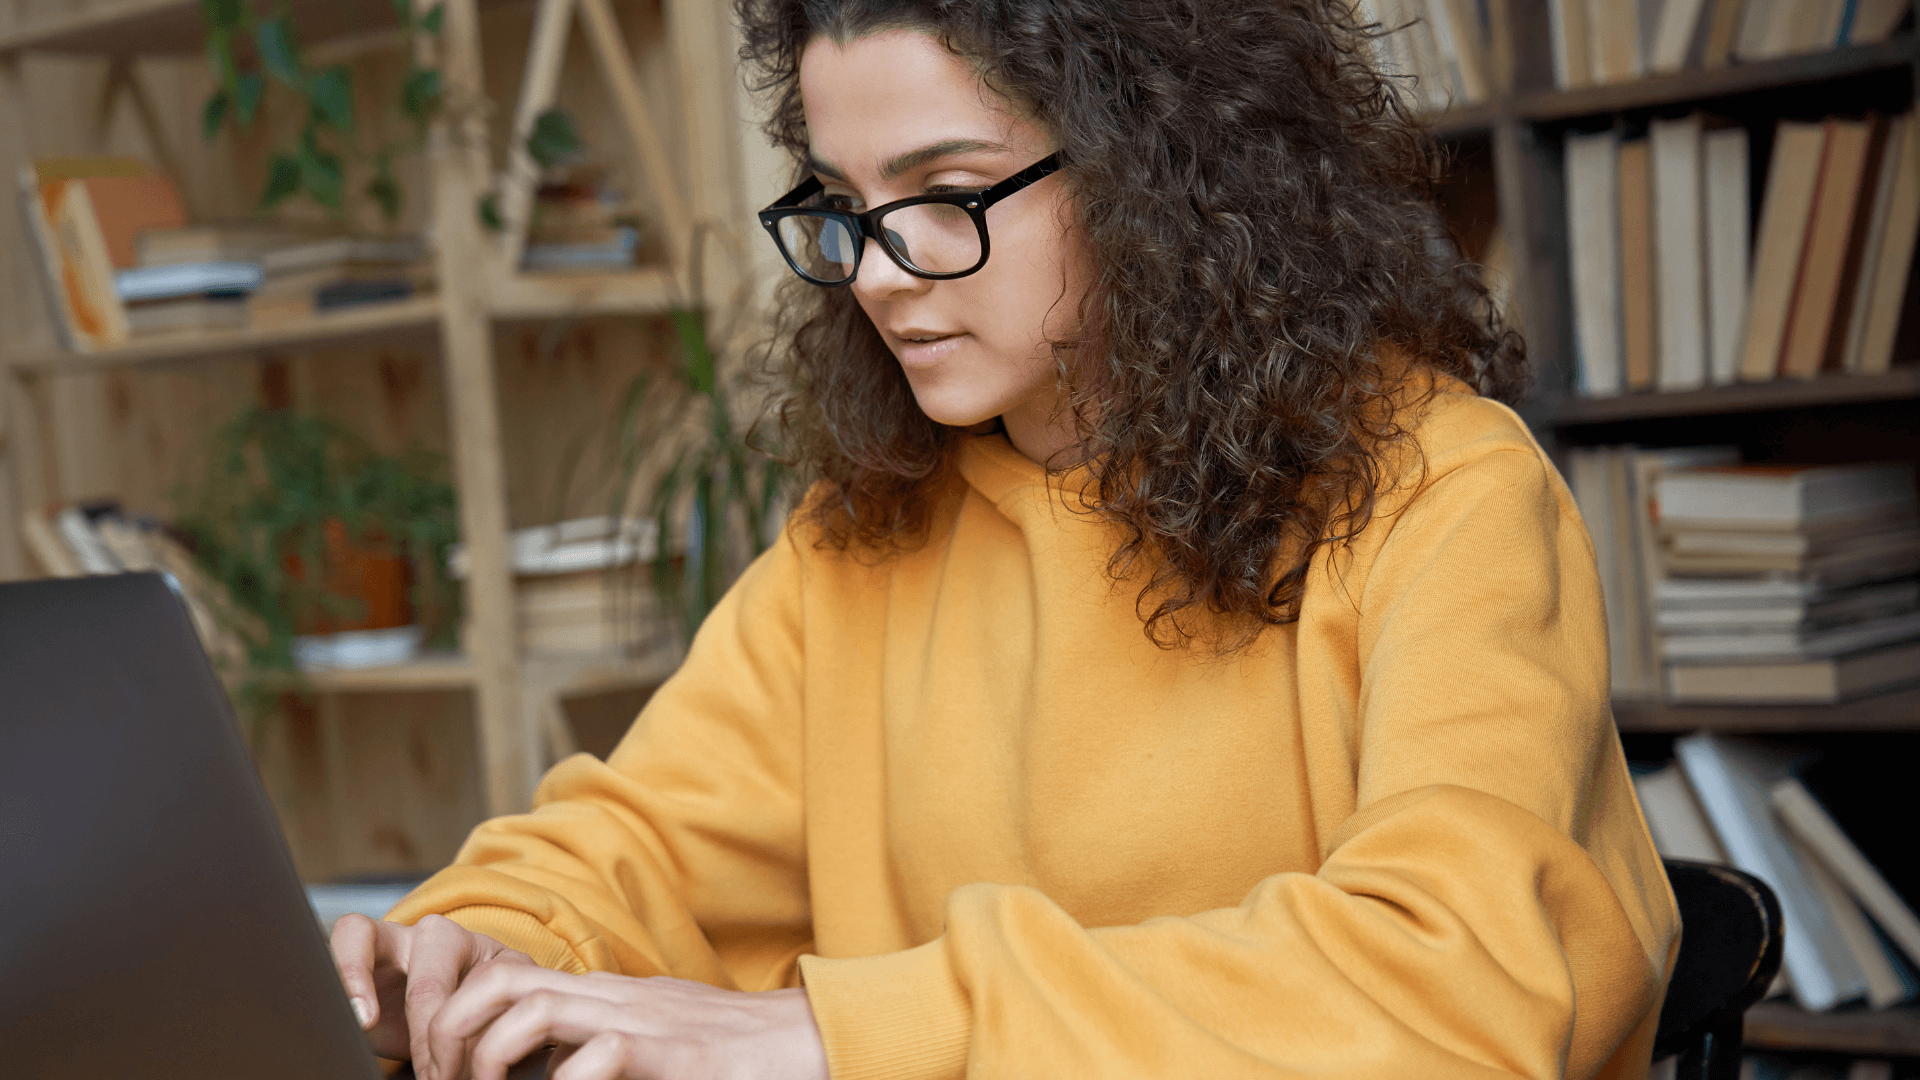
[260,151,302,209]
[420,4,445,33]
[401,67,442,125]
[201,89,229,142]
[198,0,245,30]
[298,130,345,209]
[256,16,304,89]
[366,155,401,223]
[525,107,584,169]
[204,25,236,86]
[476,191,503,231]
[233,71,263,128]
[308,66,354,133]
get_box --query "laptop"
[0,573,549,1078]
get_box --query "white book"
[1789,831,1909,1009]
[1773,777,1920,970]
[1656,463,1916,527]
[55,507,122,575]
[1567,449,1635,697]
[1633,764,1728,863]
[1650,0,1714,71]
[1662,610,1920,661]
[1652,116,1710,391]
[1675,733,1867,1012]
[1547,0,1595,88]
[1566,130,1625,396]
[1703,128,1750,385]
[1656,577,1823,606]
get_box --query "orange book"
[1618,138,1658,391]
[1779,117,1881,379]
[1739,121,1831,381]
[74,173,187,269]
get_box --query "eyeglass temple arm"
[977,153,1062,209]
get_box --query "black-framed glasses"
[758,153,1061,287]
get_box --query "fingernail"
[351,997,372,1028]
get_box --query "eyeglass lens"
[778,201,984,282]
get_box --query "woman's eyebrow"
[806,138,1016,184]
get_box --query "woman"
[332,2,1679,1078]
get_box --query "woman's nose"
[850,235,930,301]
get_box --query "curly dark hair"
[736,0,1528,648]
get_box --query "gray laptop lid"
[0,573,383,1079]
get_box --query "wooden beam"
[497,0,575,274]
[118,58,198,220]
[422,0,533,814]
[576,0,692,285]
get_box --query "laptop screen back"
[0,573,382,1079]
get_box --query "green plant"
[603,229,789,644]
[173,407,461,716]
[199,0,445,222]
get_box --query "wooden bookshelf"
[300,654,478,693]
[0,295,444,373]
[1515,35,1919,122]
[1612,683,1920,732]
[1541,367,1920,425]
[0,0,513,57]
[1745,1001,1920,1055]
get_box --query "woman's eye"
[925,185,983,196]
[822,193,859,212]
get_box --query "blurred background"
[0,0,1914,1072]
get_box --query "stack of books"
[1546,0,1912,88]
[1566,111,1918,397]
[1635,736,1920,1015]
[1654,463,1920,701]
[521,179,642,273]
[1566,451,1920,702]
[447,517,665,656]
[247,236,432,328]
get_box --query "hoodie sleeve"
[384,533,814,993]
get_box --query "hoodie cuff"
[798,940,972,1080]
[435,904,589,974]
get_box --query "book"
[1849,112,1919,375]
[1653,579,1919,629]
[1619,138,1658,390]
[1788,829,1912,1008]
[115,261,262,302]
[1667,638,1920,701]
[1699,0,1752,65]
[1422,0,1491,103]
[1589,0,1646,82]
[124,295,249,335]
[1674,733,1867,1011]
[136,224,314,267]
[1739,121,1831,381]
[1735,0,1792,57]
[1774,776,1920,969]
[1779,117,1880,379]
[1548,0,1597,87]
[1844,0,1914,41]
[1662,528,1920,582]
[1704,127,1751,385]
[63,173,188,270]
[261,236,425,276]
[1650,0,1714,71]
[1566,130,1625,396]
[1661,608,1920,660]
[1656,463,1915,528]
[1568,449,1638,695]
[1633,763,1728,862]
[1629,445,1740,686]
[1652,117,1709,391]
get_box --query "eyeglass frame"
[757,152,1062,286]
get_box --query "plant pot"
[283,518,413,635]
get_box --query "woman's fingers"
[547,1030,639,1080]
[328,913,382,1024]
[427,961,581,1080]
[403,914,488,1079]
[469,994,638,1080]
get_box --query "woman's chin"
[905,387,1002,430]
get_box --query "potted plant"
[173,406,461,716]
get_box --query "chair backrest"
[1653,859,1785,1061]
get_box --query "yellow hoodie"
[389,383,1678,1080]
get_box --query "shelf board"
[1539,368,1920,426]
[488,267,678,320]
[3,295,444,373]
[1744,1001,1920,1055]
[0,0,418,56]
[1515,36,1918,123]
[1424,100,1501,140]
[295,654,477,693]
[1612,683,1920,732]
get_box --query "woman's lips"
[895,332,968,367]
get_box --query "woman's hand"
[425,966,830,1080]
[329,913,539,1070]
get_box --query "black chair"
[1654,859,1785,1080]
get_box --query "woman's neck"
[1000,383,1089,470]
